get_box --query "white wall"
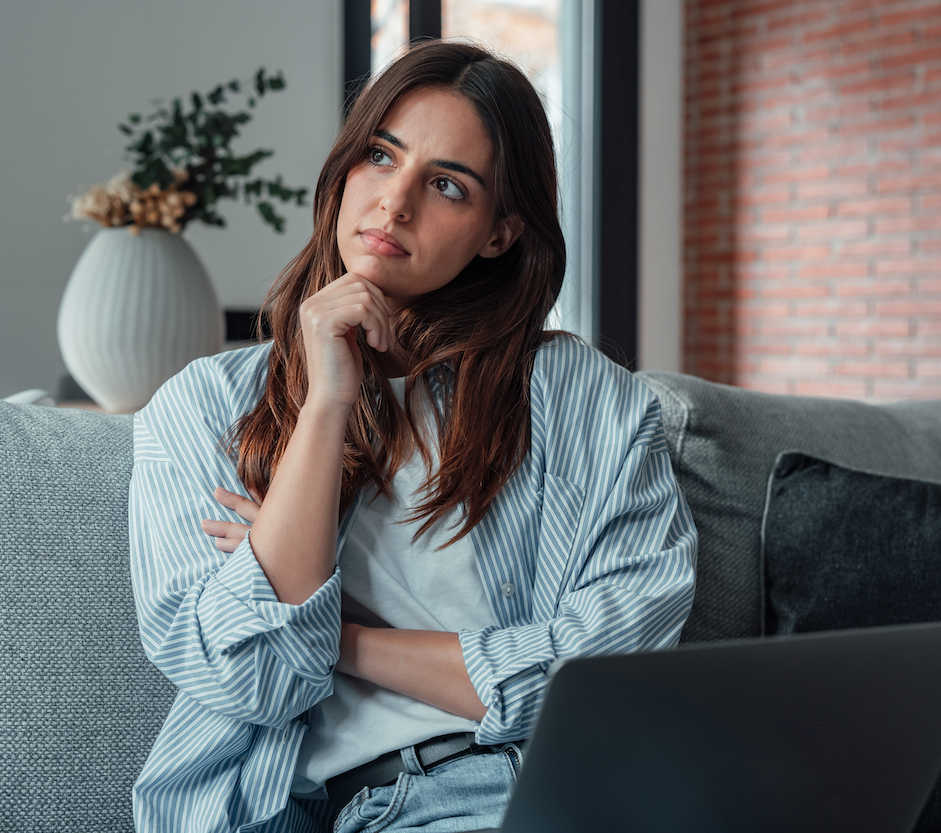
[638,0,683,372]
[0,0,341,399]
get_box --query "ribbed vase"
[57,227,223,412]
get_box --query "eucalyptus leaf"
[91,67,306,234]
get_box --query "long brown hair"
[231,40,566,542]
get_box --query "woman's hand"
[298,272,395,410]
[201,487,261,553]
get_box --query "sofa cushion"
[636,371,941,643]
[0,402,176,832]
[761,452,941,635]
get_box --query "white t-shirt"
[291,377,498,797]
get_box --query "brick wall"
[684,0,941,400]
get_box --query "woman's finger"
[200,518,251,553]
[213,487,261,523]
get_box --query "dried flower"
[67,69,308,235]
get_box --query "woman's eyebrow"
[374,129,487,189]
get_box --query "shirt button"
[501,582,516,598]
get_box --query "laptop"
[473,622,941,833]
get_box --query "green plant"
[71,68,308,234]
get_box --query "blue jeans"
[325,741,524,833]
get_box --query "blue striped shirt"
[129,334,697,832]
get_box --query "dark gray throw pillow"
[761,452,941,833]
[761,452,941,636]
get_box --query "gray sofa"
[2,369,941,832]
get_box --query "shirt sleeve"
[459,341,698,744]
[128,350,341,729]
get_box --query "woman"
[129,40,697,833]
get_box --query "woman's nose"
[380,172,415,222]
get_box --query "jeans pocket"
[502,743,524,779]
[333,774,411,833]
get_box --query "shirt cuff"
[198,534,342,675]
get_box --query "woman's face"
[336,87,518,311]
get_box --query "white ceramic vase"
[57,227,223,412]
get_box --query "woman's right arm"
[129,273,394,727]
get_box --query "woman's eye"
[368,147,392,166]
[433,177,465,200]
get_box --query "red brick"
[762,322,830,337]
[875,216,941,233]
[796,220,869,239]
[878,172,941,192]
[880,47,941,71]
[797,341,869,356]
[764,205,831,222]
[798,179,869,200]
[840,31,916,56]
[839,115,916,137]
[763,128,832,148]
[923,240,941,253]
[835,278,911,295]
[760,357,831,375]
[732,75,795,96]
[739,226,793,241]
[880,132,941,151]
[837,197,912,215]
[835,361,910,377]
[805,101,873,123]
[840,73,915,96]
[768,8,830,31]
[802,61,871,83]
[731,0,795,20]
[838,240,911,257]
[804,18,871,43]
[762,245,831,260]
[920,277,941,293]
[799,262,870,279]
[738,303,792,318]
[732,189,794,206]
[743,343,795,355]
[762,283,831,297]
[798,140,870,162]
[876,300,941,315]
[875,259,941,274]
[794,300,869,317]
[875,342,941,358]
[763,166,831,184]
[735,266,792,281]
[835,320,912,336]
[879,4,941,28]
[925,194,941,209]
[879,91,941,110]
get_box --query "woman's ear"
[479,215,525,259]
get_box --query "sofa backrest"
[637,370,941,644]
[0,402,176,833]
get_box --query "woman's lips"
[361,229,409,257]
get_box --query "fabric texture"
[129,336,698,833]
[761,452,941,635]
[0,402,177,833]
[636,370,941,643]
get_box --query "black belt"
[326,732,505,810]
